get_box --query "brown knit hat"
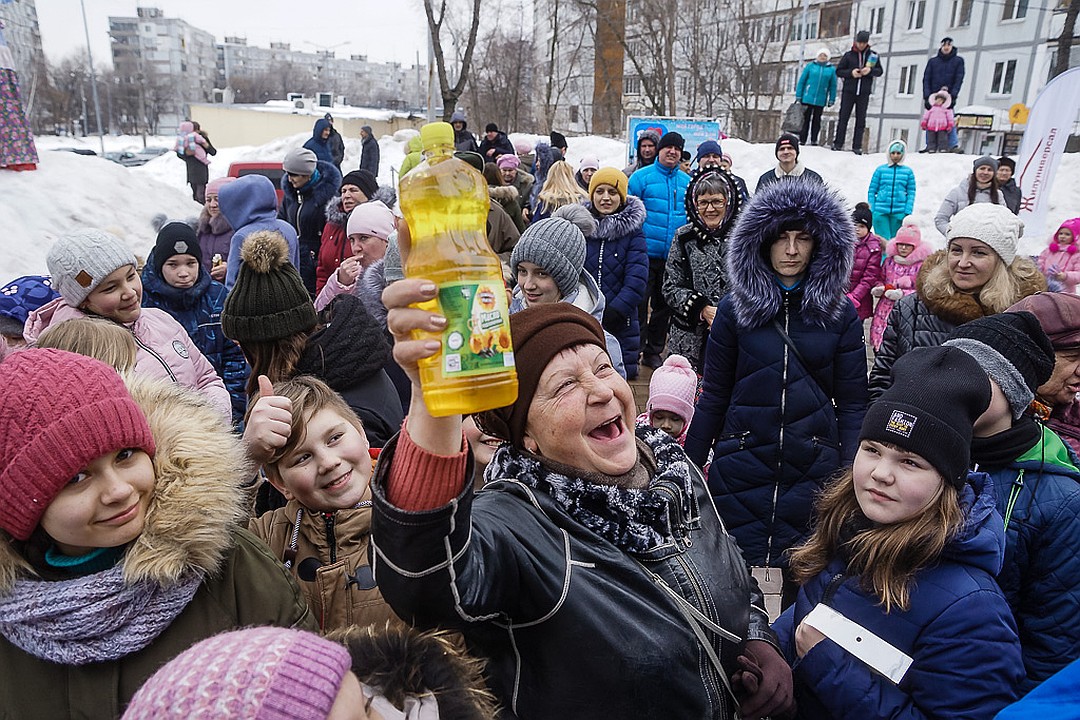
[0,349,155,540]
[476,304,607,448]
[221,231,317,343]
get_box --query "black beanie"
[221,230,317,343]
[776,133,800,158]
[152,221,203,276]
[485,123,499,133]
[944,312,1056,419]
[550,131,568,150]
[861,346,991,487]
[340,169,378,200]
[657,132,685,152]
[454,151,485,173]
[852,203,873,230]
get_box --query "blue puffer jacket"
[627,161,690,259]
[218,174,300,292]
[868,152,916,217]
[141,254,249,425]
[303,118,335,166]
[684,181,868,567]
[584,196,649,376]
[796,60,837,108]
[979,424,1080,694]
[773,472,1024,719]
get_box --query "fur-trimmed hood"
[726,180,855,330]
[589,195,646,242]
[324,196,349,227]
[488,185,519,205]
[0,376,250,592]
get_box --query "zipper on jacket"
[673,551,729,713]
[822,572,849,605]
[322,512,337,564]
[766,294,791,567]
[130,329,178,383]
[595,239,605,293]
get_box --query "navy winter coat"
[584,196,649,377]
[627,161,690,259]
[279,159,343,253]
[980,426,1080,693]
[685,181,868,567]
[303,119,335,166]
[922,46,965,105]
[141,256,249,425]
[478,131,515,160]
[773,472,1024,719]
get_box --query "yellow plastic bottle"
[399,121,518,416]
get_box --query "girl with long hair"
[772,345,1024,718]
[532,160,588,221]
[934,155,1006,236]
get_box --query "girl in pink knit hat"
[870,219,933,350]
[0,349,314,717]
[1037,218,1080,294]
[635,354,698,445]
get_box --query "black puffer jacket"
[371,428,777,719]
[278,159,343,253]
[869,250,1046,400]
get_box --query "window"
[789,12,819,41]
[990,60,1017,93]
[868,6,886,35]
[907,0,925,29]
[950,0,973,26]
[569,106,579,124]
[624,75,641,95]
[898,64,918,94]
[898,128,909,144]
[818,2,851,38]
[1002,0,1028,20]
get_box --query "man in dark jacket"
[479,123,515,160]
[359,125,380,177]
[278,147,343,295]
[998,156,1022,214]
[921,38,965,152]
[324,113,345,170]
[831,30,884,155]
[756,134,823,192]
[450,111,479,153]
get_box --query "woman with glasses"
[662,169,741,373]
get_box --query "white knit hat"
[346,200,395,241]
[46,229,138,307]
[946,203,1022,265]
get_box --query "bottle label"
[438,281,515,377]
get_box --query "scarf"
[971,417,1043,470]
[484,425,696,555]
[0,562,203,665]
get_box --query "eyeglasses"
[696,198,728,209]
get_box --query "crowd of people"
[1,59,1079,717]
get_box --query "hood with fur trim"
[725,180,855,330]
[0,376,250,592]
[916,249,1046,326]
[886,234,932,266]
[590,195,646,242]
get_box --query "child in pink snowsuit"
[870,220,932,350]
[920,90,955,153]
[1037,218,1080,294]
[174,121,210,165]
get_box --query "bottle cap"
[420,122,454,151]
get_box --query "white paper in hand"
[803,603,914,685]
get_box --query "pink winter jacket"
[24,298,231,418]
[846,232,884,320]
[921,103,955,132]
[1037,219,1080,294]
[869,237,933,349]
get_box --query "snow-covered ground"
[3,131,1078,282]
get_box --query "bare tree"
[1052,0,1080,79]
[424,0,482,120]
[467,26,531,131]
[535,0,596,131]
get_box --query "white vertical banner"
[1016,67,1080,240]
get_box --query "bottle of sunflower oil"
[398,121,517,415]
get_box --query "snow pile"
[3,131,1079,283]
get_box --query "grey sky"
[36,0,428,67]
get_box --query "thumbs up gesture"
[241,375,294,465]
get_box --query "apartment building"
[0,0,45,87]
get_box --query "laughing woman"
[370,231,797,719]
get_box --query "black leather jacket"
[371,435,777,719]
[868,292,957,400]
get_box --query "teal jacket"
[796,61,837,108]
[868,161,916,217]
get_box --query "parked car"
[120,146,170,167]
[227,162,285,205]
[50,147,97,156]
[104,150,137,165]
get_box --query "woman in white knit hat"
[870,202,1045,398]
